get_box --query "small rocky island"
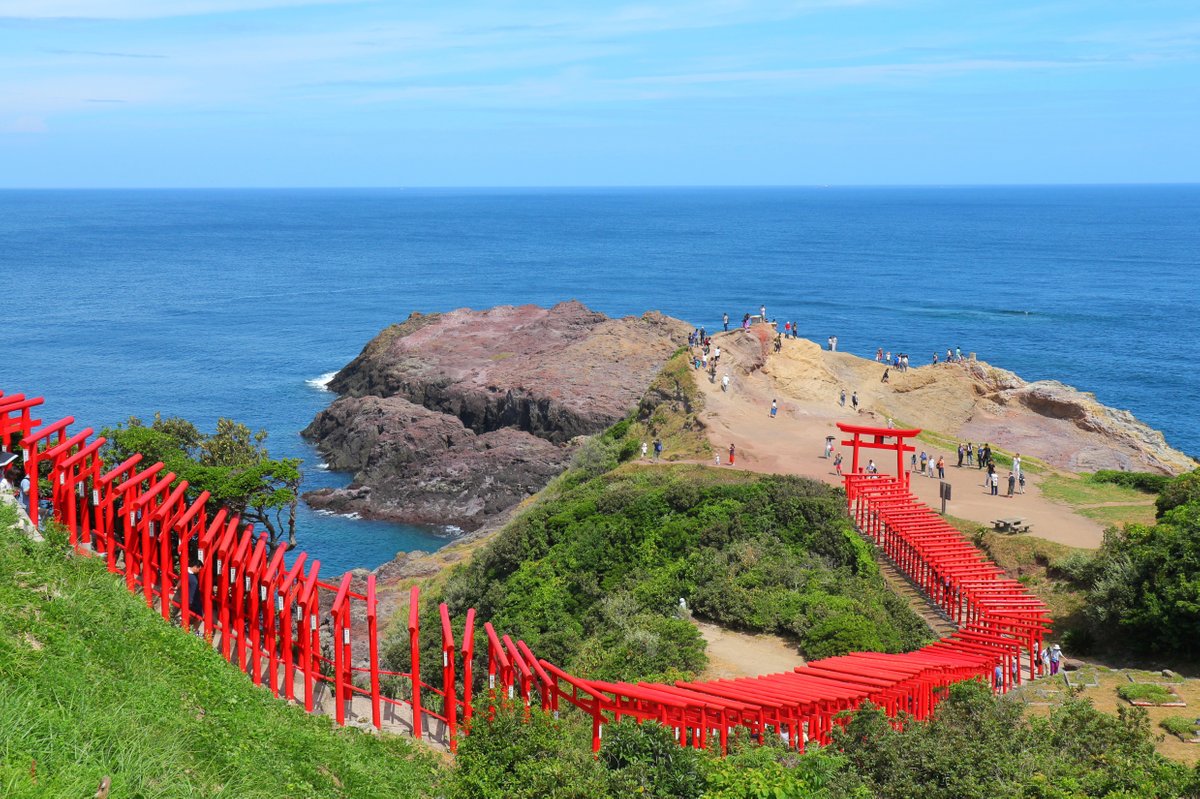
[303,301,689,529]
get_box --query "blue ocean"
[3,186,1197,574]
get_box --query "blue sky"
[0,0,1197,186]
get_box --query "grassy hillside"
[0,502,437,799]
[396,460,931,684]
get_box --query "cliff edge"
[302,301,690,529]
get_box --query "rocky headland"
[302,301,690,529]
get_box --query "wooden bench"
[993,518,1031,534]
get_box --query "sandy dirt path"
[694,620,804,680]
[692,332,1106,549]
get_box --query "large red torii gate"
[837,421,918,486]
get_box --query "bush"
[1117,683,1178,705]
[1090,470,1171,495]
[1159,715,1199,741]
[1156,468,1200,517]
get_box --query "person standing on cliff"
[770,399,778,419]
[722,312,729,332]
[728,443,736,466]
[760,304,766,321]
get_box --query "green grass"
[1040,473,1156,507]
[1160,716,1200,741]
[1118,683,1179,705]
[0,503,439,799]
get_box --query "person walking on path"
[770,399,778,418]
[1007,471,1016,497]
[833,452,843,476]
[985,461,996,489]
[866,459,878,474]
[1012,453,1022,481]
[1049,644,1062,675]
[18,473,31,512]
[839,389,846,407]
[641,441,648,460]
[722,373,730,392]
[728,443,736,466]
[722,312,729,332]
[851,391,858,411]
[936,456,945,479]
[653,439,663,461]
[881,368,890,384]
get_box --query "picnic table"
[993,517,1031,534]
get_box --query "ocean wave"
[306,371,338,391]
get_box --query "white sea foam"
[306,371,338,391]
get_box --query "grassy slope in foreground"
[0,502,437,799]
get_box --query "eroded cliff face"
[764,340,1197,475]
[303,301,690,529]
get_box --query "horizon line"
[2,181,1199,191]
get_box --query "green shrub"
[1090,470,1171,495]
[1159,715,1199,741]
[1117,683,1178,705]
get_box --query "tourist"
[784,321,791,338]
[824,438,834,459]
[875,348,883,362]
[728,443,736,466]
[932,352,939,365]
[936,456,945,479]
[1049,644,1062,675]
[851,391,858,411]
[886,417,894,429]
[926,457,936,479]
[0,469,11,499]
[653,439,663,461]
[1007,471,1016,497]
[956,444,964,467]
[839,389,846,407]
[1019,472,1026,494]
[831,336,838,351]
[885,350,891,364]
[714,452,721,466]
[985,460,996,488]
[759,304,766,321]
[965,443,974,466]
[833,452,843,476]
[770,399,778,419]
[19,473,30,512]
[910,452,917,473]
[1012,453,1022,482]
[722,373,730,392]
[946,348,953,363]
[994,664,1004,691]
[956,346,963,362]
[1040,645,1051,675]
[774,334,782,352]
[185,561,204,631]
[881,368,890,384]
[827,335,833,350]
[641,441,648,459]
[990,470,1000,496]
[919,451,928,474]
[722,312,729,332]
[866,459,878,474]
[713,346,721,364]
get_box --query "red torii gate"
[837,421,918,485]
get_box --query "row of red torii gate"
[0,390,1049,753]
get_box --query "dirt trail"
[694,620,804,680]
[695,331,1108,549]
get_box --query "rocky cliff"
[763,339,1197,475]
[303,301,690,529]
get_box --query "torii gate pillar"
[837,422,920,487]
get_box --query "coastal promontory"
[302,301,690,529]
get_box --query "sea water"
[3,186,1197,573]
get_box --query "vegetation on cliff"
[101,414,302,551]
[444,681,1199,799]
[0,502,434,799]
[391,442,931,684]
